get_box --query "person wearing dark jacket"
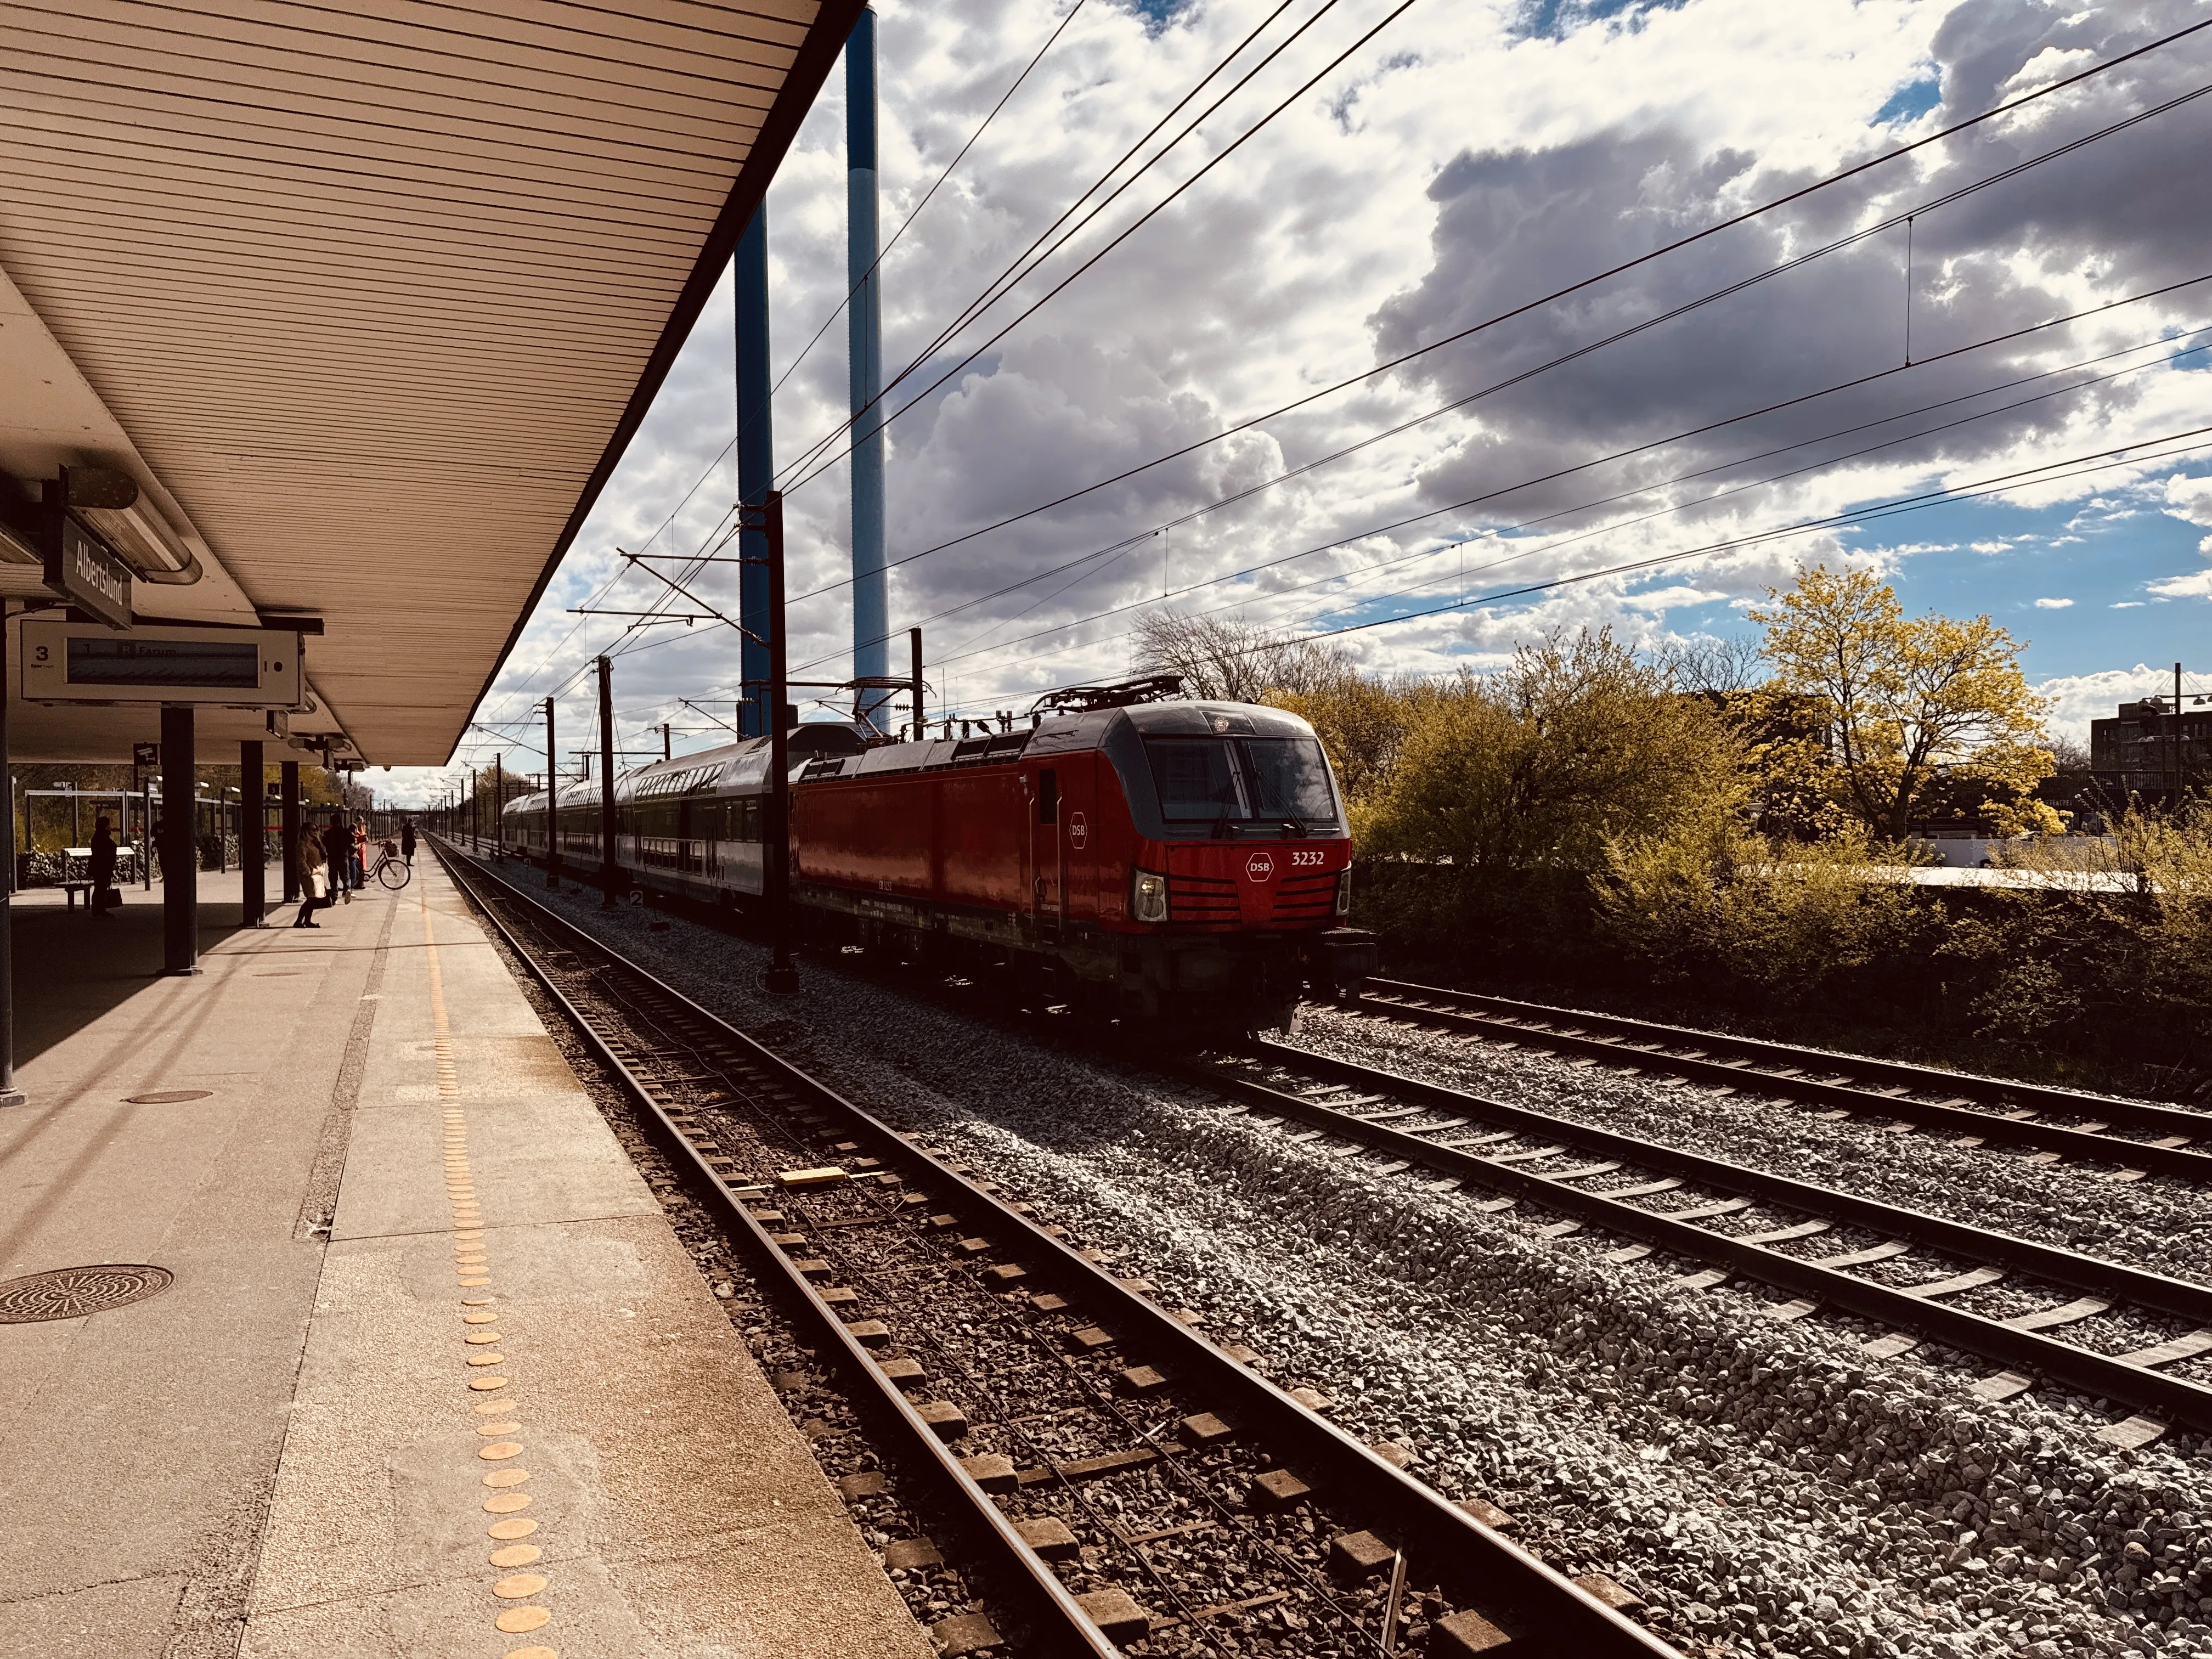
[88,816,117,918]
[323,819,354,904]
[400,820,416,865]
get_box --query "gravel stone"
[516,874,2212,1659]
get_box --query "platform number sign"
[1245,851,1276,883]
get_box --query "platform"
[0,860,929,1659]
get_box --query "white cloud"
[2147,569,2212,599]
[2032,596,2073,608]
[383,0,2212,808]
[2161,473,2212,527]
[2036,664,2187,740]
[2111,600,2143,607]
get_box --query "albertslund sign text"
[44,516,133,630]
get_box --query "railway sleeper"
[1211,1044,2212,1437]
[441,847,1673,1658]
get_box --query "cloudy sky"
[389,0,2212,805]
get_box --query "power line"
[816,263,2212,661]
[1289,331,2212,634]
[806,275,2212,679]
[764,0,1098,414]
[928,423,2212,690]
[762,0,1318,489]
[918,361,2212,682]
[787,14,2212,595]
[776,0,1418,494]
[471,16,2212,733]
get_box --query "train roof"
[499,700,1319,810]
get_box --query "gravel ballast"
[502,866,2212,1658]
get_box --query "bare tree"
[1651,634,1766,695]
[1131,611,1352,702]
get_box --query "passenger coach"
[503,690,1376,1029]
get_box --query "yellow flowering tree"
[1748,565,2059,839]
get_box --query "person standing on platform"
[294,834,328,928]
[401,818,416,866]
[88,815,117,919]
[323,817,353,905]
[350,816,369,892]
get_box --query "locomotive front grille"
[1168,871,1238,926]
[1271,871,1338,920]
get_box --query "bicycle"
[369,841,411,890]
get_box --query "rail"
[1355,980,2212,1182]
[1189,1040,2212,1438]
[434,840,1679,1657]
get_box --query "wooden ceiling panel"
[0,0,859,764]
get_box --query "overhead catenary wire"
[811,260,2212,665]
[463,15,2212,740]
[760,0,1099,416]
[785,14,2212,600]
[563,0,1322,655]
[918,359,2212,686]
[919,422,2212,691]
[774,0,1421,495]
[798,271,2212,680]
[1099,317,2212,647]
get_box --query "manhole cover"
[0,1265,174,1323]
[125,1090,213,1104]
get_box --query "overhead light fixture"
[59,467,200,586]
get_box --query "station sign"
[21,620,304,709]
[41,512,133,631]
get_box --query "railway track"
[1186,1037,2212,1444]
[1352,979,2212,1184]
[435,844,1676,1659]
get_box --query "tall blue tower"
[736,208,773,736]
[847,6,889,731]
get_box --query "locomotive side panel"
[795,774,940,895]
[936,769,1028,912]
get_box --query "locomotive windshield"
[1143,736,1339,827]
[1240,737,1338,821]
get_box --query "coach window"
[1037,768,1058,825]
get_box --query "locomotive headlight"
[1334,867,1352,916]
[1131,867,1169,923]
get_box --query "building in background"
[2090,697,2211,804]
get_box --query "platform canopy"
[0,0,861,765]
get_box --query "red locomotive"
[503,682,1376,1029]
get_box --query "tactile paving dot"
[487,1517,539,1540]
[502,1644,558,1659]
[464,1312,499,1325]
[495,1606,552,1633]
[482,1493,532,1514]
[479,1442,523,1461]
[488,1544,542,1569]
[493,1573,548,1599]
[467,1376,509,1393]
[478,1421,521,1436]
[482,1468,531,1488]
